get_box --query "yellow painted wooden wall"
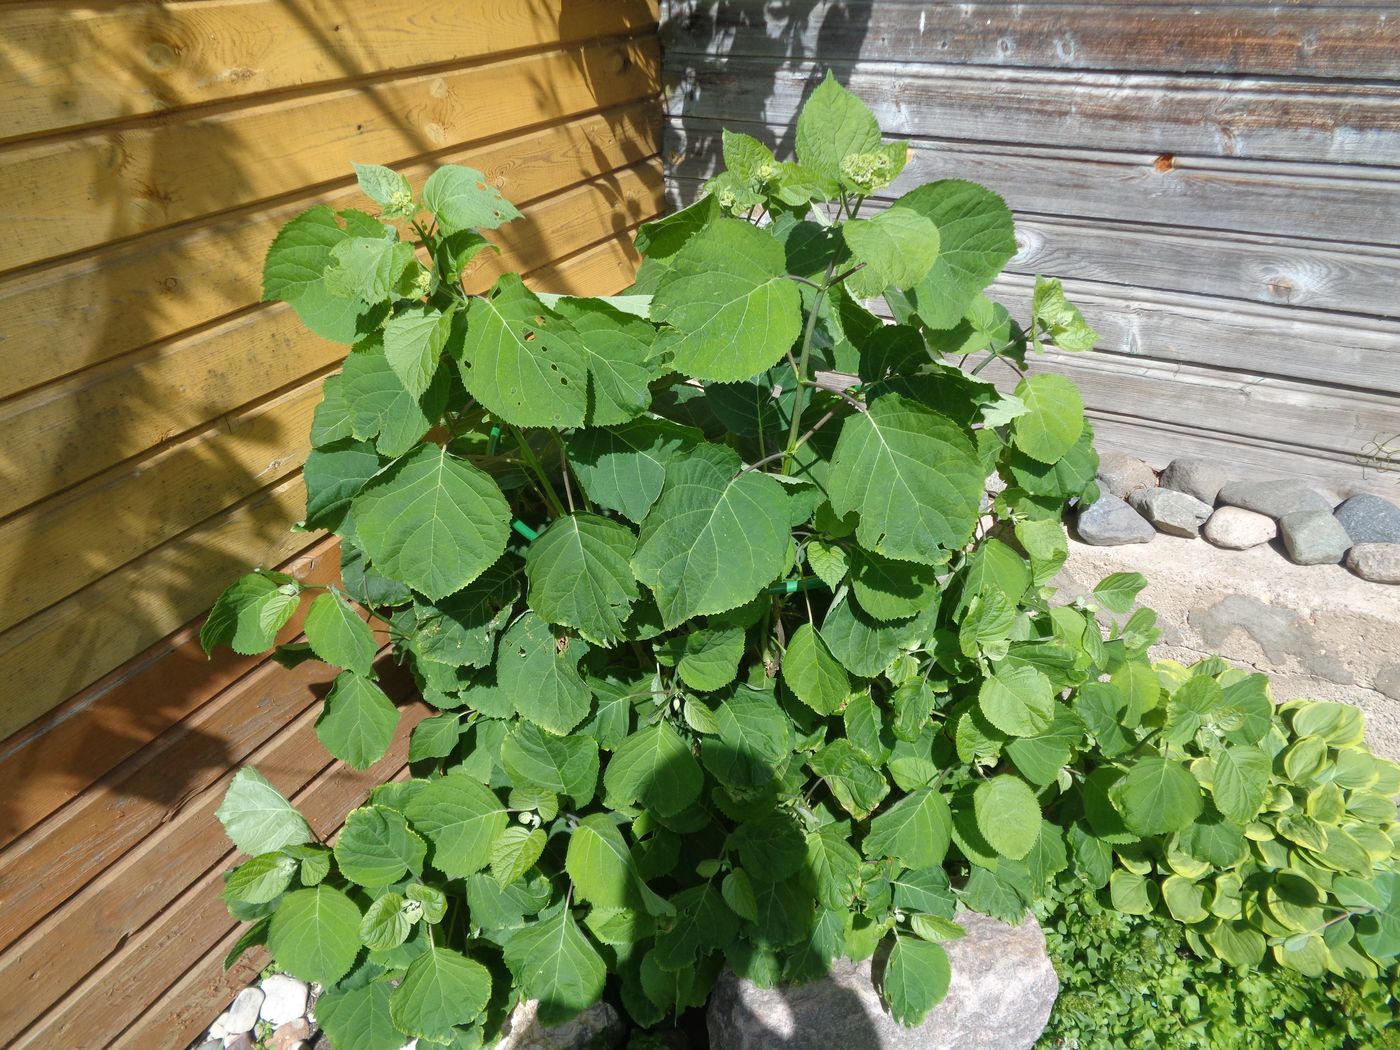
[0,3,662,1044]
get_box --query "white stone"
[1202,507,1277,550]
[259,974,310,1025]
[1347,543,1400,585]
[207,1014,230,1041]
[223,987,265,1035]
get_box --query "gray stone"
[1094,452,1156,500]
[1075,494,1155,545]
[259,974,309,1026]
[492,998,625,1049]
[1159,456,1230,505]
[1217,479,1332,519]
[1129,487,1212,538]
[193,1042,222,1050]
[1202,507,1277,550]
[223,987,264,1036]
[1346,543,1400,584]
[707,911,1057,1050]
[1280,511,1352,565]
[223,1036,255,1050]
[1335,494,1400,545]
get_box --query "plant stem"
[747,406,840,473]
[557,440,576,513]
[782,258,838,474]
[510,425,566,518]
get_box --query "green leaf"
[1110,756,1203,836]
[603,721,703,818]
[794,71,882,184]
[316,672,399,769]
[828,394,982,565]
[809,740,889,819]
[850,547,941,621]
[1212,745,1272,825]
[310,373,356,447]
[566,814,669,916]
[267,885,362,985]
[892,867,956,919]
[549,297,658,425]
[352,445,511,601]
[404,775,508,879]
[304,590,376,676]
[503,907,607,1026]
[865,788,952,869]
[263,205,344,303]
[821,592,934,679]
[334,805,426,887]
[723,869,760,923]
[805,539,849,591]
[500,722,599,806]
[880,937,951,1026]
[342,336,449,458]
[408,713,461,762]
[217,767,315,857]
[492,826,546,886]
[651,218,803,383]
[1109,869,1156,916]
[702,688,793,790]
[972,776,1041,861]
[421,165,521,232]
[653,882,738,970]
[978,663,1055,737]
[567,418,701,524]
[201,571,301,656]
[303,438,382,531]
[782,623,851,716]
[524,514,639,646]
[359,892,412,951]
[1032,276,1098,352]
[412,556,519,669]
[324,233,414,303]
[383,306,454,399]
[732,811,808,880]
[635,194,719,261]
[354,162,413,210]
[1160,877,1209,925]
[1205,921,1267,969]
[315,982,401,1050]
[223,852,298,905]
[893,180,1017,330]
[1092,572,1148,614]
[675,626,745,692]
[632,444,789,627]
[389,946,492,1039]
[455,274,589,427]
[1012,375,1084,464]
[498,613,593,734]
[842,207,940,290]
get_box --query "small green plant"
[204,75,1400,1048]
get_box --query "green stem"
[510,425,566,518]
[782,258,838,474]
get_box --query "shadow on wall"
[660,0,874,210]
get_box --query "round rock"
[1076,494,1156,546]
[1334,493,1400,545]
[1217,479,1332,519]
[1280,510,1352,565]
[260,974,309,1026]
[1346,543,1400,584]
[1159,457,1230,505]
[1094,452,1156,500]
[1202,507,1277,550]
[1129,487,1212,538]
[708,911,1058,1050]
[223,987,265,1036]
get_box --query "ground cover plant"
[204,76,1400,1048]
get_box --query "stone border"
[1080,454,1400,585]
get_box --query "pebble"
[224,1035,255,1050]
[1346,543,1400,584]
[1129,487,1212,538]
[1202,507,1277,550]
[1076,494,1156,545]
[271,1017,312,1050]
[1280,510,1352,565]
[1217,479,1332,519]
[260,975,310,1026]
[1159,456,1230,506]
[1095,452,1156,500]
[1334,493,1400,545]
[223,988,264,1036]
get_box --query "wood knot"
[1153,153,1176,173]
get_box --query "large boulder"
[707,911,1058,1050]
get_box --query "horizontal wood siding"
[0,2,661,1045]
[661,0,1400,490]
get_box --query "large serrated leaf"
[567,417,702,524]
[352,445,511,601]
[304,590,376,676]
[404,774,508,879]
[383,305,454,399]
[864,788,952,869]
[972,775,1041,861]
[525,514,639,645]
[1012,374,1085,464]
[501,722,599,806]
[216,767,314,857]
[794,70,882,183]
[422,165,521,232]
[632,444,789,627]
[334,805,426,887]
[842,207,940,290]
[341,338,449,457]
[267,885,362,985]
[549,297,659,425]
[782,623,851,715]
[828,394,982,565]
[503,907,606,1026]
[315,671,399,769]
[651,219,803,383]
[389,946,492,1039]
[1110,756,1203,836]
[880,936,951,1026]
[603,721,703,817]
[498,613,593,735]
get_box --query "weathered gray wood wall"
[661,0,1400,491]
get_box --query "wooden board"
[0,163,663,521]
[666,57,1400,167]
[3,36,661,272]
[665,118,1400,247]
[0,103,662,402]
[662,1,1400,79]
[0,536,336,847]
[0,0,658,140]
